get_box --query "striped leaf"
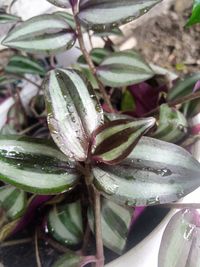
[47,0,71,8]
[96,50,154,87]
[43,68,104,161]
[78,0,161,31]
[151,104,188,143]
[91,117,156,165]
[92,136,200,206]
[88,198,133,254]
[5,55,46,76]
[47,201,83,246]
[78,48,111,65]
[0,185,26,220]
[0,12,21,24]
[0,135,80,194]
[0,75,18,87]
[158,209,199,267]
[2,14,76,55]
[93,28,123,37]
[53,12,76,30]
[52,252,82,267]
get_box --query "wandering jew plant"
[0,0,200,266]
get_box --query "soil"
[132,2,200,76]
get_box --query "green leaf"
[186,0,200,26]
[93,28,123,37]
[88,198,132,254]
[151,104,188,143]
[78,0,162,31]
[96,50,154,87]
[0,75,18,87]
[158,209,198,267]
[77,48,111,65]
[52,251,82,267]
[53,12,76,30]
[5,55,46,76]
[46,0,71,8]
[2,14,76,55]
[167,73,200,101]
[92,136,200,206]
[43,68,104,161]
[0,185,26,220]
[0,12,21,24]
[0,135,80,194]
[47,201,83,246]
[121,90,135,112]
[91,117,155,165]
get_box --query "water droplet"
[184,224,195,241]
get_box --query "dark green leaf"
[151,104,188,143]
[121,90,135,112]
[47,201,83,246]
[78,48,111,65]
[88,198,132,254]
[52,251,82,267]
[96,50,154,87]
[0,135,80,194]
[43,68,104,161]
[2,14,76,55]
[5,55,46,76]
[93,28,123,37]
[93,137,200,206]
[91,117,155,164]
[78,0,162,31]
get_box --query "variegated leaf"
[0,136,80,194]
[2,14,76,55]
[93,28,123,37]
[96,50,154,87]
[52,251,82,267]
[47,201,83,246]
[151,104,188,143]
[88,198,133,254]
[78,48,111,65]
[43,68,104,161]
[0,12,21,24]
[47,0,71,8]
[186,227,200,267]
[78,0,162,31]
[0,75,18,86]
[91,117,155,164]
[92,136,200,206]
[53,11,76,30]
[0,185,26,220]
[158,209,199,267]
[5,55,46,76]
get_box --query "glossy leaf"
[46,0,71,8]
[92,136,200,206]
[186,0,200,26]
[78,0,162,31]
[5,55,46,76]
[52,251,82,267]
[158,209,199,267]
[78,48,111,65]
[2,14,76,55]
[91,117,155,165]
[43,68,104,161]
[0,185,26,220]
[0,135,80,194]
[47,201,83,246]
[88,198,133,254]
[151,104,188,143]
[96,50,154,87]
[0,12,21,24]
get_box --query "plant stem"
[146,90,200,116]
[0,237,32,248]
[72,7,114,112]
[35,230,42,267]
[93,188,104,267]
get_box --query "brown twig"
[0,237,32,248]
[72,5,114,112]
[35,230,42,267]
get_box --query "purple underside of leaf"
[12,195,52,234]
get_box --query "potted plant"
[0,1,200,267]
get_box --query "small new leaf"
[2,14,76,55]
[0,12,21,24]
[91,117,155,165]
